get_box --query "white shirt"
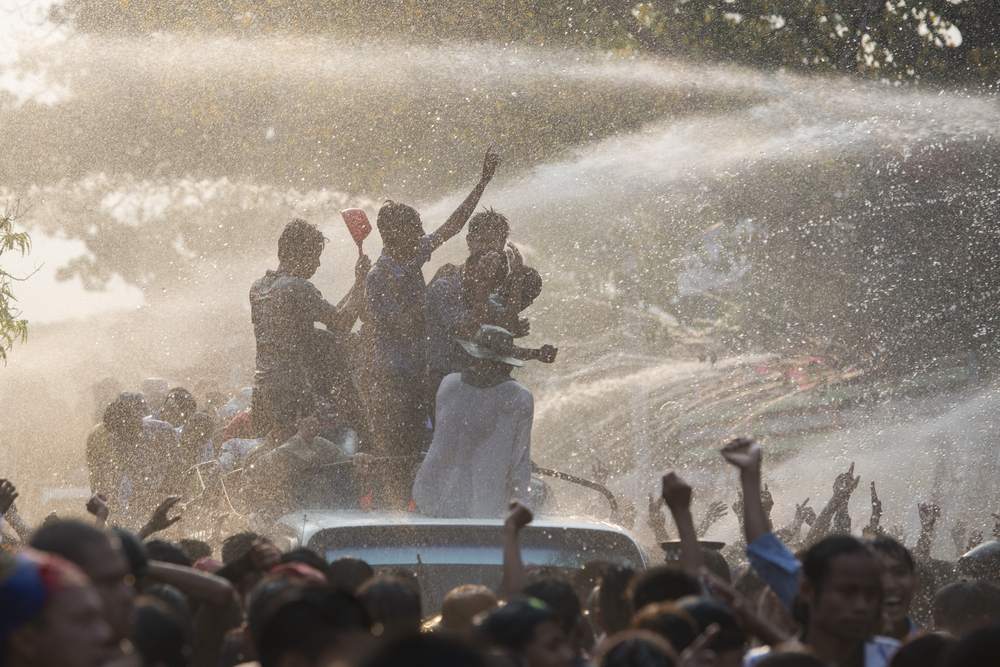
[413,373,533,519]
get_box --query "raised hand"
[720,438,760,473]
[139,495,183,539]
[481,146,502,183]
[918,502,940,528]
[833,462,861,498]
[0,479,18,515]
[697,501,729,538]
[355,254,372,281]
[505,241,523,273]
[761,483,775,516]
[951,519,967,556]
[795,498,815,526]
[591,459,610,486]
[85,493,110,520]
[662,472,693,512]
[537,344,558,363]
[505,498,534,531]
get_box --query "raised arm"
[138,496,183,540]
[720,438,769,544]
[321,254,372,332]
[805,462,860,547]
[662,472,705,575]
[503,499,533,597]
[914,502,940,562]
[429,148,502,249]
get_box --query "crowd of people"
[4,145,1000,666]
[5,436,1000,667]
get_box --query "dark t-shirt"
[250,269,333,388]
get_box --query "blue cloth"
[424,268,506,377]
[366,234,436,373]
[746,531,802,614]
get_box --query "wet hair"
[144,585,195,645]
[932,579,1000,638]
[676,596,746,652]
[29,520,110,566]
[258,588,371,667]
[627,565,701,614]
[118,391,151,418]
[868,535,915,573]
[280,548,330,578]
[468,208,510,244]
[327,556,374,593]
[362,633,487,667]
[221,532,262,565]
[356,575,422,639]
[112,528,150,585]
[943,624,1000,667]
[247,578,304,652]
[498,267,542,310]
[133,598,190,667]
[801,535,877,595]
[477,597,556,653]
[178,539,212,562]
[146,540,192,567]
[597,630,676,667]
[466,247,510,291]
[278,218,326,265]
[890,632,957,667]
[103,397,144,439]
[630,601,699,653]
[376,201,422,248]
[523,577,582,635]
[162,387,197,427]
[597,565,636,636]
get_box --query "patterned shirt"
[424,268,506,377]
[365,234,436,373]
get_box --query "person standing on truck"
[412,325,533,519]
[250,218,371,439]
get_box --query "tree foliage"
[0,207,30,365]
[50,0,1000,85]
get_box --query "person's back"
[413,369,532,518]
[251,270,329,387]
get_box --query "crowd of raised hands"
[5,434,1000,667]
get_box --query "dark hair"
[376,201,421,248]
[628,565,701,614]
[327,556,374,593]
[598,630,676,667]
[247,578,305,653]
[362,633,487,667]
[162,388,197,427]
[466,247,510,290]
[498,267,542,310]
[932,580,1000,638]
[467,208,510,243]
[943,624,1000,667]
[868,535,915,573]
[523,578,581,635]
[103,397,144,439]
[29,520,111,565]
[630,601,699,653]
[477,597,556,653]
[598,565,636,636]
[801,535,877,595]
[280,548,329,577]
[676,596,746,652]
[133,598,189,667]
[143,585,195,645]
[702,548,732,585]
[278,219,326,265]
[755,645,829,667]
[221,532,262,565]
[145,540,192,567]
[178,539,212,562]
[356,576,422,639]
[890,632,957,667]
[112,528,150,584]
[117,391,151,418]
[258,588,371,667]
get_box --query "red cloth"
[223,412,254,442]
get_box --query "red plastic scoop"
[341,208,372,256]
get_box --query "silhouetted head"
[103,396,144,440]
[932,579,1000,638]
[467,207,510,254]
[161,387,197,428]
[627,565,701,615]
[376,201,423,259]
[278,218,326,279]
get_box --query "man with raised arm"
[365,147,501,508]
[251,218,371,438]
[721,438,899,667]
